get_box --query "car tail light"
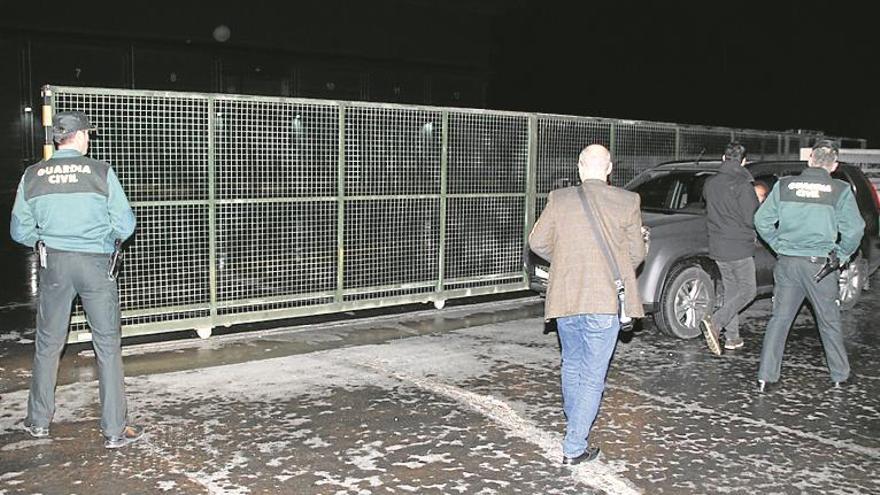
[871,181,880,210]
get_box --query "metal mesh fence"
[445,112,528,286]
[52,90,212,337]
[536,116,611,194]
[343,106,442,299]
[47,86,852,341]
[734,132,780,161]
[213,97,339,317]
[613,121,677,185]
[679,127,732,162]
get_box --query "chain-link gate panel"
[216,201,338,313]
[612,122,676,185]
[52,89,212,340]
[343,198,440,299]
[214,98,339,317]
[444,196,524,287]
[447,112,528,195]
[536,116,612,194]
[215,99,339,200]
[343,106,442,299]
[534,115,613,225]
[444,112,528,287]
[679,127,732,160]
[733,132,781,161]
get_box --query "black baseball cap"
[812,138,840,152]
[52,111,97,141]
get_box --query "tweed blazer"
[529,180,646,320]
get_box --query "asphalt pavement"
[1,271,878,494]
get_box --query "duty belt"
[780,254,827,264]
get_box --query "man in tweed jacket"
[529,144,646,465]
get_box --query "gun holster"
[813,251,841,283]
[108,239,124,281]
[35,240,47,269]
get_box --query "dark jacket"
[755,167,864,261]
[10,149,136,254]
[703,159,759,261]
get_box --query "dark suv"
[526,160,880,339]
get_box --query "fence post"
[437,111,449,296]
[207,97,218,327]
[674,126,681,159]
[523,114,538,282]
[609,121,616,164]
[40,85,54,160]
[336,104,347,303]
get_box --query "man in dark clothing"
[700,142,759,354]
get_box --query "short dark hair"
[724,142,747,162]
[811,139,839,167]
[54,132,78,146]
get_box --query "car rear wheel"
[839,255,866,311]
[655,263,716,339]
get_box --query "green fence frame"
[43,85,864,342]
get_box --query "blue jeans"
[556,313,620,458]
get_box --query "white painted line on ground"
[359,359,643,495]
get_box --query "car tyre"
[655,263,716,339]
[839,255,866,311]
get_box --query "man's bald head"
[578,144,612,181]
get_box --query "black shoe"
[562,446,600,466]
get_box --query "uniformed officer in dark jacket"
[754,139,864,391]
[10,111,144,448]
[700,142,759,355]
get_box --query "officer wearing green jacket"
[754,139,864,391]
[10,111,144,448]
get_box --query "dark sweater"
[704,159,759,261]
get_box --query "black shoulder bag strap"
[575,186,632,326]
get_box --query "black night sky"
[491,1,879,144]
[1,0,878,146]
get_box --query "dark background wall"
[2,0,877,239]
[0,0,517,243]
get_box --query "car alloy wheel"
[838,256,865,310]
[656,264,716,339]
[673,276,713,330]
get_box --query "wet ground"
[1,244,878,494]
